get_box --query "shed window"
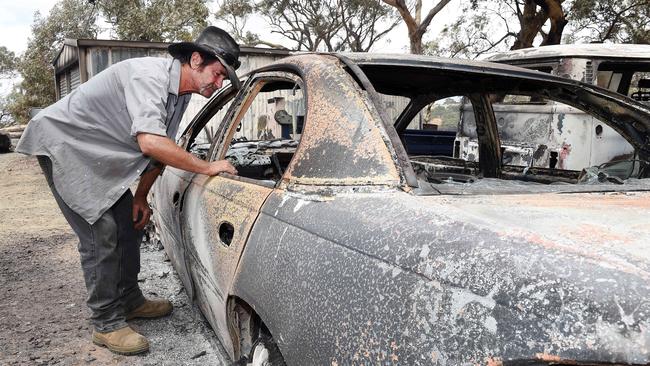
[90,48,109,77]
[112,48,148,63]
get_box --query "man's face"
[192,55,228,98]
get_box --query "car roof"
[340,52,554,75]
[334,52,588,91]
[483,44,650,62]
[256,53,650,155]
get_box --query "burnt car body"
[149,53,650,365]
[451,44,650,170]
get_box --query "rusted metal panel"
[149,167,196,299]
[275,55,402,187]
[233,189,650,364]
[181,174,273,359]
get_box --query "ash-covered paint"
[148,53,650,365]
[181,174,273,358]
[233,190,650,365]
[279,55,402,187]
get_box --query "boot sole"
[92,334,150,355]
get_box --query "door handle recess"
[219,221,235,246]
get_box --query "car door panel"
[180,174,273,349]
[151,166,196,299]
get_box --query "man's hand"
[132,195,152,230]
[137,133,239,177]
[205,159,238,176]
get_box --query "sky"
[0,1,464,56]
[0,1,465,95]
[0,0,55,55]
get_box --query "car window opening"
[222,79,305,185]
[360,65,650,194]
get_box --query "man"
[16,26,240,355]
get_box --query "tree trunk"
[410,32,424,54]
[511,0,548,50]
[538,0,567,45]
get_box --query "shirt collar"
[168,59,182,96]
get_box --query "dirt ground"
[0,153,230,365]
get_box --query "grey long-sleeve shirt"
[17,57,191,224]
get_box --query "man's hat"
[169,26,242,89]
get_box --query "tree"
[429,0,573,59]
[570,0,650,43]
[215,0,289,48]
[340,0,400,51]
[7,0,98,124]
[0,47,18,78]
[259,0,347,51]
[426,7,517,59]
[97,0,210,42]
[216,0,399,51]
[0,47,19,126]
[380,0,453,54]
[510,0,568,50]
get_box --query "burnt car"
[149,53,650,365]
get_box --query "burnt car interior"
[184,76,304,185]
[222,79,304,184]
[597,62,650,101]
[356,63,650,191]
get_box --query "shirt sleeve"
[124,67,169,137]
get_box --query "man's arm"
[136,133,237,176]
[132,133,238,230]
[132,164,163,230]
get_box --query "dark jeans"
[38,156,145,332]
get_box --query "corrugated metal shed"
[52,38,292,136]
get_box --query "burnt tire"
[247,336,286,366]
[230,302,286,366]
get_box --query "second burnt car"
[149,53,650,365]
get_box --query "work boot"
[126,298,173,320]
[92,326,149,355]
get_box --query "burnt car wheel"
[247,336,286,366]
[231,302,286,366]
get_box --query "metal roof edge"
[483,44,650,62]
[61,38,292,56]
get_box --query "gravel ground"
[0,153,230,365]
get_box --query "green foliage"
[8,0,210,124]
[216,0,398,51]
[570,0,650,43]
[0,46,18,77]
[8,0,98,124]
[99,0,210,42]
[427,102,462,131]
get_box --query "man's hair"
[175,51,219,68]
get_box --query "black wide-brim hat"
[169,26,242,89]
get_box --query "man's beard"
[199,83,216,96]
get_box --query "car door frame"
[151,85,240,300]
[178,70,306,356]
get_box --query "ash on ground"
[0,153,230,365]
